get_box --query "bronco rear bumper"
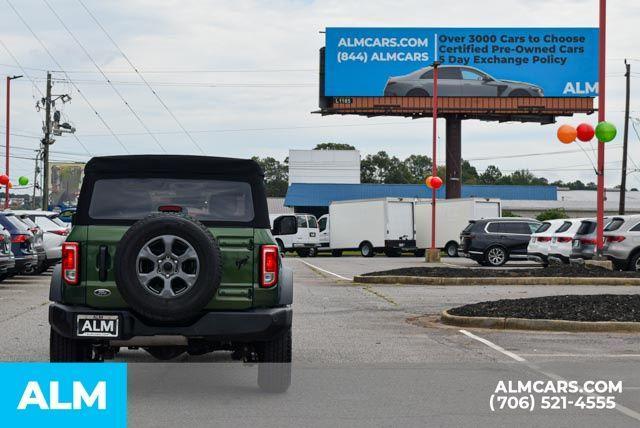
[49,303,292,343]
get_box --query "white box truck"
[414,198,501,257]
[318,198,416,257]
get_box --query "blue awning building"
[284,183,557,217]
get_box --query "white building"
[288,149,360,185]
[504,189,640,217]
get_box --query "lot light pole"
[596,0,606,255]
[5,74,22,209]
[427,61,441,263]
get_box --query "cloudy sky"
[0,0,639,190]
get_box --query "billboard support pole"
[596,0,606,256]
[445,117,462,199]
[427,61,441,263]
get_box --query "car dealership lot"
[2,259,640,426]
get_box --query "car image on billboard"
[383,65,544,97]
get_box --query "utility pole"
[37,72,75,211]
[619,60,631,215]
[41,72,52,211]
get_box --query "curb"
[440,309,640,332]
[353,275,640,286]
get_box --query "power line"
[78,0,205,154]
[466,143,623,162]
[43,0,166,154]
[6,0,130,154]
[0,62,315,74]
[45,77,314,88]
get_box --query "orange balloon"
[557,124,577,144]
[425,176,433,187]
[7,182,12,189]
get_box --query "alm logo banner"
[0,363,126,428]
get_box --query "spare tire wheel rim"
[487,248,504,265]
[136,235,200,298]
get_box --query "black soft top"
[84,155,264,178]
[76,155,270,228]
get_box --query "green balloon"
[18,176,28,186]
[595,121,617,142]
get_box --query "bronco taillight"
[260,245,279,288]
[557,237,573,243]
[62,242,79,285]
[607,236,626,243]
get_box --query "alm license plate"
[76,314,119,338]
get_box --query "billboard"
[325,28,598,97]
[48,162,85,208]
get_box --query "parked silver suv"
[603,215,640,270]
[570,218,610,261]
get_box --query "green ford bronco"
[49,155,296,391]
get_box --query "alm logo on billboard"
[563,81,598,95]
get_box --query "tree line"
[252,143,624,197]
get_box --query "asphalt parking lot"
[2,257,640,426]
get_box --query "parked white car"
[269,213,320,257]
[527,219,566,266]
[547,218,587,263]
[13,210,69,268]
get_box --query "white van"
[269,213,320,256]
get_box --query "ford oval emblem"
[94,289,111,297]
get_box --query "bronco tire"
[115,213,222,323]
[50,328,96,362]
[257,327,292,393]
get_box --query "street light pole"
[5,74,22,209]
[596,0,606,256]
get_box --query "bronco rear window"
[88,178,254,222]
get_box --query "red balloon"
[429,176,443,190]
[0,175,9,186]
[576,123,595,142]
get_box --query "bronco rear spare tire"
[115,213,222,323]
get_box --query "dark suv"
[459,217,541,266]
[0,212,37,278]
[49,155,296,392]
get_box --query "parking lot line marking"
[519,353,640,358]
[296,259,353,281]
[459,329,527,362]
[459,329,640,422]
